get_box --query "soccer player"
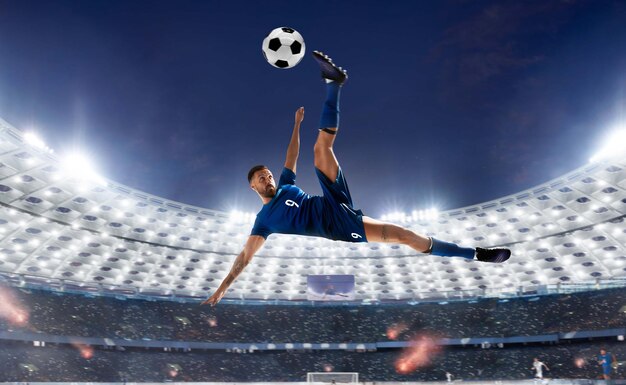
[202,51,511,306]
[532,357,549,380]
[597,348,616,380]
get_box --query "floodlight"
[60,152,106,186]
[589,128,626,163]
[23,132,52,153]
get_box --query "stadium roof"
[0,118,625,301]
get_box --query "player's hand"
[201,289,225,306]
[295,106,304,124]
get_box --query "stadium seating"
[2,287,625,342]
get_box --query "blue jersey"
[598,353,613,374]
[250,168,367,242]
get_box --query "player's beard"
[261,185,276,198]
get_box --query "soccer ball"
[262,27,305,69]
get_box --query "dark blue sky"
[0,0,624,216]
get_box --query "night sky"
[0,0,624,217]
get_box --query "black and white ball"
[262,27,305,69]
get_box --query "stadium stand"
[0,340,624,382]
[1,287,625,342]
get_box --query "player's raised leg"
[312,51,348,182]
[362,216,511,263]
[314,125,339,182]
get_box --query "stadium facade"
[0,117,625,302]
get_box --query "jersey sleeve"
[250,216,271,239]
[278,167,296,187]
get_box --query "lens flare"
[71,342,94,359]
[394,333,442,374]
[0,286,30,326]
[574,357,586,368]
[386,322,408,340]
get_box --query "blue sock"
[319,81,341,129]
[430,238,475,260]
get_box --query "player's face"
[251,169,276,198]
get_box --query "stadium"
[0,113,625,382]
[1,1,626,384]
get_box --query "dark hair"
[247,165,268,183]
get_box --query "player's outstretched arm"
[201,235,265,306]
[284,107,304,173]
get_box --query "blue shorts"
[315,167,367,242]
